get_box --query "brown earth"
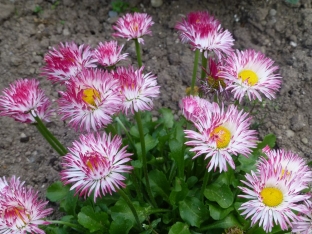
[0,0,311,205]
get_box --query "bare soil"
[0,0,311,204]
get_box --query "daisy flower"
[112,12,154,44]
[239,164,310,233]
[220,49,282,102]
[58,68,122,132]
[175,11,234,58]
[181,95,213,123]
[42,42,97,84]
[0,79,52,123]
[184,101,258,172]
[61,132,133,202]
[258,146,312,185]
[94,41,128,68]
[292,207,312,234]
[113,66,160,115]
[0,176,53,234]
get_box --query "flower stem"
[134,111,157,208]
[118,189,143,231]
[135,39,143,68]
[47,220,83,232]
[201,52,208,80]
[115,117,135,149]
[199,169,210,201]
[191,49,200,95]
[32,114,67,156]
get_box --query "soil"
[0,0,311,208]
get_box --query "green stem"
[135,39,143,68]
[33,115,67,156]
[201,52,208,80]
[148,208,170,215]
[190,49,200,95]
[199,170,210,201]
[47,220,83,232]
[115,117,135,149]
[118,189,142,231]
[134,111,157,208]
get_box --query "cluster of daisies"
[0,9,310,233]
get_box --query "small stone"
[108,11,118,18]
[290,41,297,47]
[20,132,30,143]
[62,28,70,36]
[286,129,295,138]
[302,137,308,144]
[269,9,277,16]
[29,68,35,74]
[290,113,307,131]
[151,0,163,7]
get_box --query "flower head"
[292,207,312,234]
[113,66,160,115]
[175,11,234,58]
[258,146,312,185]
[0,176,53,234]
[113,13,154,44]
[58,68,122,132]
[0,79,52,123]
[42,42,97,84]
[94,41,128,67]
[181,95,213,123]
[220,49,282,102]
[239,164,310,233]
[61,132,133,202]
[183,100,258,172]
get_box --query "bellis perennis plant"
[0,10,311,234]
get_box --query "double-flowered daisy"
[239,163,310,233]
[181,95,212,123]
[113,66,160,115]
[113,13,154,44]
[42,42,97,84]
[220,49,282,102]
[0,79,52,123]
[93,41,128,68]
[58,68,122,132]
[0,176,53,234]
[183,98,258,172]
[175,11,234,58]
[61,132,133,202]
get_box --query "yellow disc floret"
[82,88,100,107]
[238,70,259,86]
[210,126,231,149]
[260,187,283,207]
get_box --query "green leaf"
[200,213,242,230]
[169,177,189,205]
[237,152,259,173]
[109,216,133,234]
[46,181,70,202]
[159,108,174,128]
[178,196,210,227]
[59,189,78,216]
[257,133,276,149]
[204,184,234,208]
[168,222,191,234]
[78,206,109,233]
[135,134,158,158]
[147,169,170,200]
[208,203,234,220]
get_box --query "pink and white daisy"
[175,11,234,58]
[181,95,213,123]
[113,13,154,44]
[61,132,133,202]
[113,66,160,115]
[239,164,310,233]
[220,49,282,102]
[42,42,97,84]
[94,41,128,68]
[0,176,53,234]
[184,101,258,172]
[292,208,312,234]
[0,79,52,123]
[258,146,312,185]
[58,68,122,132]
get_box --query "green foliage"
[111,0,130,13]
[33,5,43,14]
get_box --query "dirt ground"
[0,0,311,201]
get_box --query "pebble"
[286,129,295,138]
[151,0,163,7]
[270,9,277,16]
[20,132,30,143]
[302,137,308,144]
[290,41,297,47]
[62,28,70,36]
[290,113,307,131]
[108,11,118,18]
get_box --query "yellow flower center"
[82,88,100,107]
[260,187,283,207]
[210,126,231,148]
[238,70,258,86]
